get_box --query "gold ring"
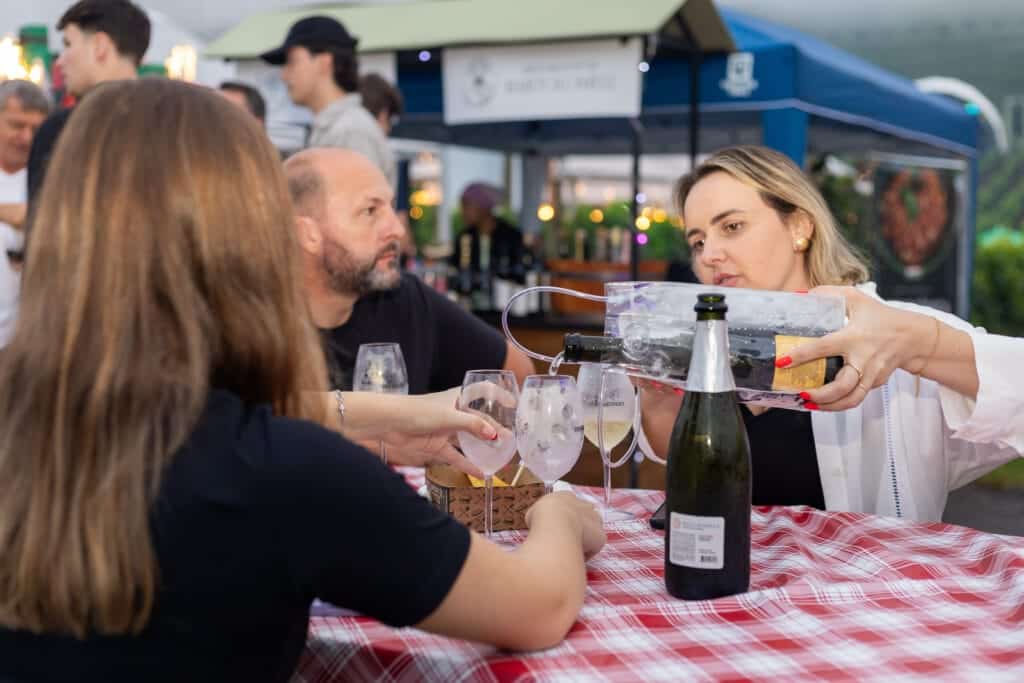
[847,362,864,381]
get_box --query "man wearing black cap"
[261,16,395,187]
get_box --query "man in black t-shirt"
[24,1,150,254]
[284,148,535,394]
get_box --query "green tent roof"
[204,0,733,59]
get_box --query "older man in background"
[283,147,535,394]
[0,80,49,345]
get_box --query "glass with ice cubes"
[515,375,585,494]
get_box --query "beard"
[322,238,402,297]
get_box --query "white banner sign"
[443,38,643,125]
[359,52,398,85]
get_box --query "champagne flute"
[457,370,519,537]
[578,363,638,522]
[516,375,585,495]
[353,343,409,464]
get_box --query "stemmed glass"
[578,364,639,522]
[353,343,409,464]
[457,370,520,537]
[516,375,585,495]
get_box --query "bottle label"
[669,513,724,570]
[772,335,827,390]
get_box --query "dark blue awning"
[395,8,978,158]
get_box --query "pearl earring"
[793,237,810,253]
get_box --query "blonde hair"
[675,146,870,287]
[0,79,328,637]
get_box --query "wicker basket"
[426,463,545,532]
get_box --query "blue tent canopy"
[395,8,978,160]
[392,7,977,318]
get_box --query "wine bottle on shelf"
[472,234,493,312]
[557,227,571,260]
[456,233,474,307]
[573,229,586,262]
[521,234,540,315]
[664,293,751,600]
[608,227,622,263]
[563,330,842,394]
[594,227,609,262]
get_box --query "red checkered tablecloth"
[295,469,1024,682]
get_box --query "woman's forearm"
[905,314,979,400]
[322,391,398,441]
[639,388,678,462]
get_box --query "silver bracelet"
[332,389,346,428]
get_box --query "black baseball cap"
[260,16,358,65]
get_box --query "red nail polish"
[804,402,819,411]
[799,392,811,401]
[489,432,498,441]
[775,356,793,368]
[794,289,808,294]
[673,387,684,396]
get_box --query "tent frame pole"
[629,119,643,284]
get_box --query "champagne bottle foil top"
[687,319,736,393]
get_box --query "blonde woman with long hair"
[0,79,604,682]
[642,145,1023,522]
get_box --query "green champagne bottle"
[664,293,752,600]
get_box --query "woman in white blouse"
[641,146,1023,522]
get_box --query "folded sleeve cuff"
[940,329,1024,453]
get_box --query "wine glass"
[457,370,519,537]
[353,343,409,464]
[516,375,585,495]
[578,363,639,522]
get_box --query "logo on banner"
[462,57,497,108]
[720,52,758,98]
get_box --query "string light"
[409,206,424,220]
[27,58,44,84]
[635,216,651,231]
[537,203,555,222]
[653,208,668,223]
[636,233,649,245]
[638,61,650,73]
[418,50,432,63]
[165,44,197,82]
[589,209,604,223]
[411,187,441,206]
[0,36,44,85]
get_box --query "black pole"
[628,35,650,285]
[629,118,643,283]
[674,13,702,172]
[689,51,701,171]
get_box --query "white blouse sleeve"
[937,328,1024,453]
[880,297,1023,454]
